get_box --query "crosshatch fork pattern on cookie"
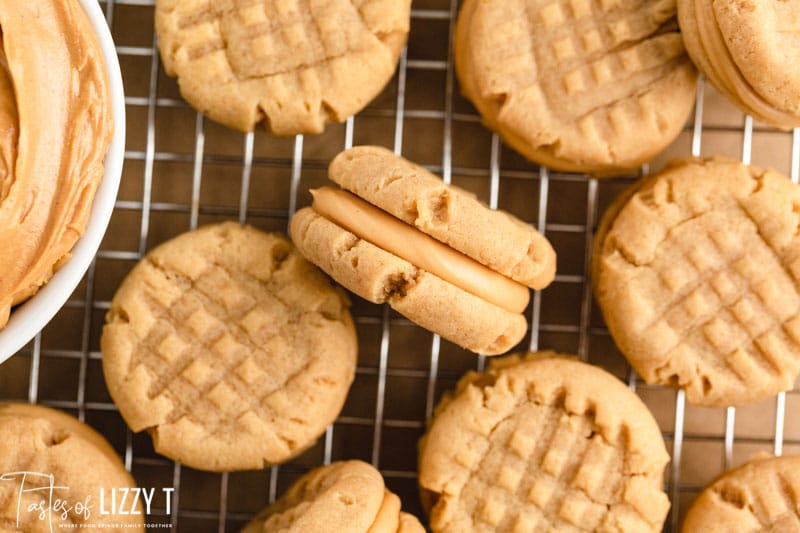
[131,260,297,429]
[102,225,357,484]
[609,199,800,405]
[446,400,661,531]
[175,0,378,81]
[158,0,409,133]
[465,406,618,529]
[477,0,690,135]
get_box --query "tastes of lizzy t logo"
[0,471,174,531]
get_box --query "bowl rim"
[0,0,126,364]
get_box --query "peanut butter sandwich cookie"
[678,0,800,128]
[594,158,800,406]
[101,222,357,472]
[242,460,424,533]
[0,403,144,533]
[155,0,411,135]
[290,146,557,356]
[682,455,800,532]
[455,0,698,174]
[0,0,113,328]
[418,352,671,532]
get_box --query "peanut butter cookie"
[678,0,800,128]
[418,353,670,532]
[682,454,800,532]
[101,222,357,471]
[242,460,424,533]
[455,0,698,174]
[155,0,411,134]
[0,403,144,533]
[290,146,556,356]
[594,158,800,406]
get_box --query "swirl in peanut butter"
[0,1,113,328]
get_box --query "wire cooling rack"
[2,0,800,531]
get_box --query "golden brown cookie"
[155,0,411,134]
[290,146,556,356]
[418,352,671,532]
[0,403,143,532]
[682,455,800,532]
[455,0,698,174]
[242,460,423,533]
[677,0,800,128]
[594,158,800,406]
[101,222,357,471]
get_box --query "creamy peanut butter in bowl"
[0,0,125,363]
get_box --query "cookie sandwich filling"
[0,1,113,328]
[311,186,530,313]
[690,0,800,127]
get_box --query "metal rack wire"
[1,0,799,531]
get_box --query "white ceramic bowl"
[0,0,125,363]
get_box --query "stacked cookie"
[243,461,424,533]
[678,0,800,128]
[290,146,556,355]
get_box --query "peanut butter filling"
[312,187,530,314]
[0,1,113,328]
[0,37,17,204]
